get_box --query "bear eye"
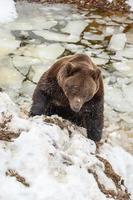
[72,85,78,89]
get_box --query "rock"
[108,33,127,51]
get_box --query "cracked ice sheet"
[0,57,23,92]
[0,29,20,57]
[0,92,113,200]
[0,0,17,24]
[16,43,65,61]
[34,20,88,43]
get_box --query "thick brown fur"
[30,54,104,142]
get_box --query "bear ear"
[65,62,74,76]
[57,62,73,86]
[64,62,80,77]
[91,68,101,80]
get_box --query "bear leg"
[29,89,50,117]
[82,97,104,142]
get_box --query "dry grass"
[0,113,20,142]
[6,169,30,187]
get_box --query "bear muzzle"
[69,97,83,112]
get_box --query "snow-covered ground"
[0,92,132,200]
[0,0,17,23]
[127,0,133,11]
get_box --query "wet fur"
[30,54,104,142]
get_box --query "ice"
[33,43,65,60]
[28,61,53,83]
[13,56,41,76]
[122,83,133,108]
[83,32,105,41]
[34,30,81,43]
[61,20,88,36]
[0,0,17,23]
[16,43,65,61]
[104,27,114,36]
[105,84,133,112]
[20,81,36,97]
[0,29,20,57]
[122,47,133,59]
[0,57,23,91]
[112,60,133,77]
[5,19,57,31]
[91,57,109,65]
[64,43,84,53]
[126,33,133,44]
[108,33,127,51]
[104,26,124,36]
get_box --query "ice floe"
[108,33,127,51]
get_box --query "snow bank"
[0,92,132,200]
[0,0,17,24]
[127,0,133,11]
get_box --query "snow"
[0,0,17,24]
[127,0,133,11]
[0,92,132,200]
[100,144,133,199]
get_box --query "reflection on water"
[0,2,133,152]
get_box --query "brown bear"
[29,54,104,142]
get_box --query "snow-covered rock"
[0,92,132,200]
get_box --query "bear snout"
[69,97,83,112]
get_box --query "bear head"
[57,62,101,112]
